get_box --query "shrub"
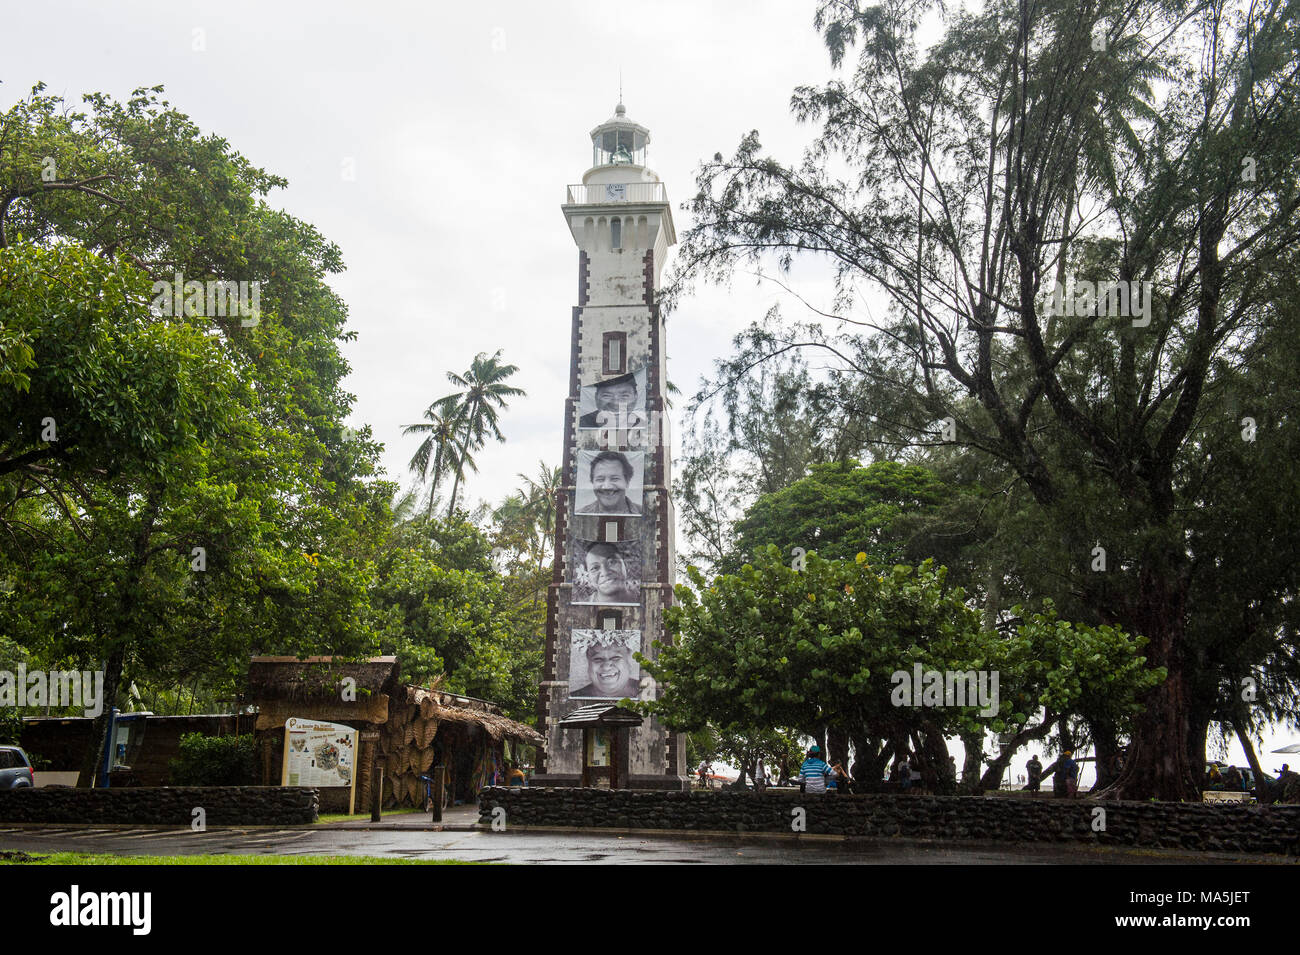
[169,732,257,786]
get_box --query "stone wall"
[478,788,1300,855]
[0,786,318,826]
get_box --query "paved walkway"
[2,822,1289,863]
[325,804,481,830]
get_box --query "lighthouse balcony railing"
[565,182,667,205]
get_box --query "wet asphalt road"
[0,824,1280,864]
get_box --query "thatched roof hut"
[244,656,543,810]
[405,686,545,746]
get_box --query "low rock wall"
[478,788,1300,855]
[0,786,318,826]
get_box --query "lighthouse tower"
[532,104,687,789]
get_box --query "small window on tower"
[602,332,626,375]
[599,609,623,630]
[611,218,622,250]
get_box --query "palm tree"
[402,395,464,520]
[439,350,525,518]
[517,460,561,554]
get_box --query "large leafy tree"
[371,514,542,721]
[728,459,960,573]
[645,548,1160,791]
[666,0,1300,799]
[0,85,389,780]
[645,549,1001,793]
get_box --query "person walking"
[754,758,768,792]
[1026,755,1043,792]
[893,754,910,791]
[799,745,834,794]
[1060,751,1079,798]
[908,755,922,792]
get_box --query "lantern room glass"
[593,128,646,167]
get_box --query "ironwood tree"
[666,0,1300,799]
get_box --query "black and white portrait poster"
[571,539,641,605]
[578,368,647,430]
[568,629,642,700]
[575,450,644,515]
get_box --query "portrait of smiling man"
[573,540,640,605]
[579,371,644,429]
[576,450,643,515]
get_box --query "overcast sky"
[8,1,1295,774]
[5,0,843,516]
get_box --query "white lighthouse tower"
[532,104,686,789]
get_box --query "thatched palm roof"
[244,658,542,746]
[405,686,545,746]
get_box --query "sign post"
[282,717,359,815]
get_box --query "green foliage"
[0,85,388,775]
[1000,602,1165,733]
[0,709,22,745]
[645,548,1159,749]
[646,547,997,738]
[666,0,1300,797]
[168,732,257,786]
[371,514,541,722]
[429,349,526,518]
[0,84,547,766]
[729,460,958,573]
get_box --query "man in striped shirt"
[799,745,834,794]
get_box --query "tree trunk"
[76,644,124,787]
[980,752,1007,791]
[425,441,445,520]
[1187,710,1210,784]
[977,717,1058,792]
[1090,719,1120,790]
[852,733,889,792]
[1103,570,1200,801]
[76,492,161,787]
[827,725,850,774]
[1233,723,1270,804]
[446,463,463,518]
[915,721,955,794]
[959,729,984,793]
[810,726,827,755]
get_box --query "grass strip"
[0,850,474,865]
